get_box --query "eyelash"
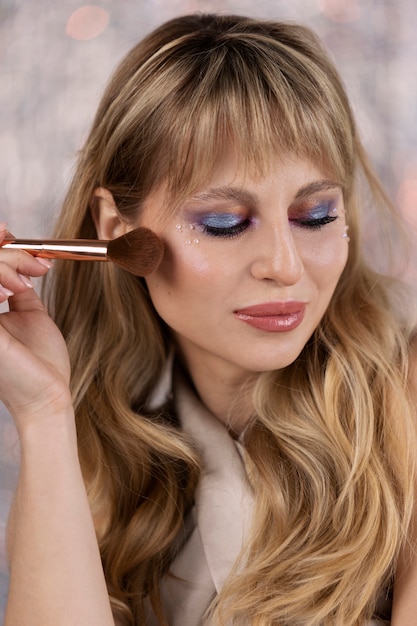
[291,214,338,230]
[201,219,251,239]
[198,212,338,239]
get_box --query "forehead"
[197,148,335,187]
[141,150,342,226]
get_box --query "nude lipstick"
[234,301,306,332]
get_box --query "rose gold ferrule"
[1,238,109,261]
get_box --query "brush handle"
[1,228,164,276]
[1,238,110,262]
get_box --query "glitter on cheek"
[175,223,200,244]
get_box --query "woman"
[1,13,417,626]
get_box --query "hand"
[0,224,72,430]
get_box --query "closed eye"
[290,214,338,230]
[289,199,339,230]
[198,213,252,238]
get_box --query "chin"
[232,350,306,375]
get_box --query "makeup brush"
[1,227,164,276]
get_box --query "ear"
[91,187,130,240]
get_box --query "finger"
[7,283,47,313]
[0,284,15,302]
[0,261,34,295]
[0,277,46,312]
[0,249,52,279]
[1,228,52,270]
[0,228,52,308]
[0,262,50,302]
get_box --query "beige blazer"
[143,362,389,625]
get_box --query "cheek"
[298,231,349,284]
[144,238,225,305]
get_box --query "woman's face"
[138,152,349,385]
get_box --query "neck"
[178,353,257,436]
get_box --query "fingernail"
[18,273,34,288]
[35,257,53,269]
[0,222,7,231]
[0,284,14,297]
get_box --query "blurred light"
[317,0,361,23]
[66,5,110,41]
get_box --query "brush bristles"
[107,228,164,276]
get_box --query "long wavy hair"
[45,13,417,625]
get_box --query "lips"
[234,301,306,332]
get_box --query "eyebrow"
[294,180,343,200]
[189,180,342,207]
[189,187,256,206]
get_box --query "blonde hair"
[45,13,417,625]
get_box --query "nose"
[250,225,304,285]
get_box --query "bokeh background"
[1,0,417,618]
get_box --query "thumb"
[8,278,47,313]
